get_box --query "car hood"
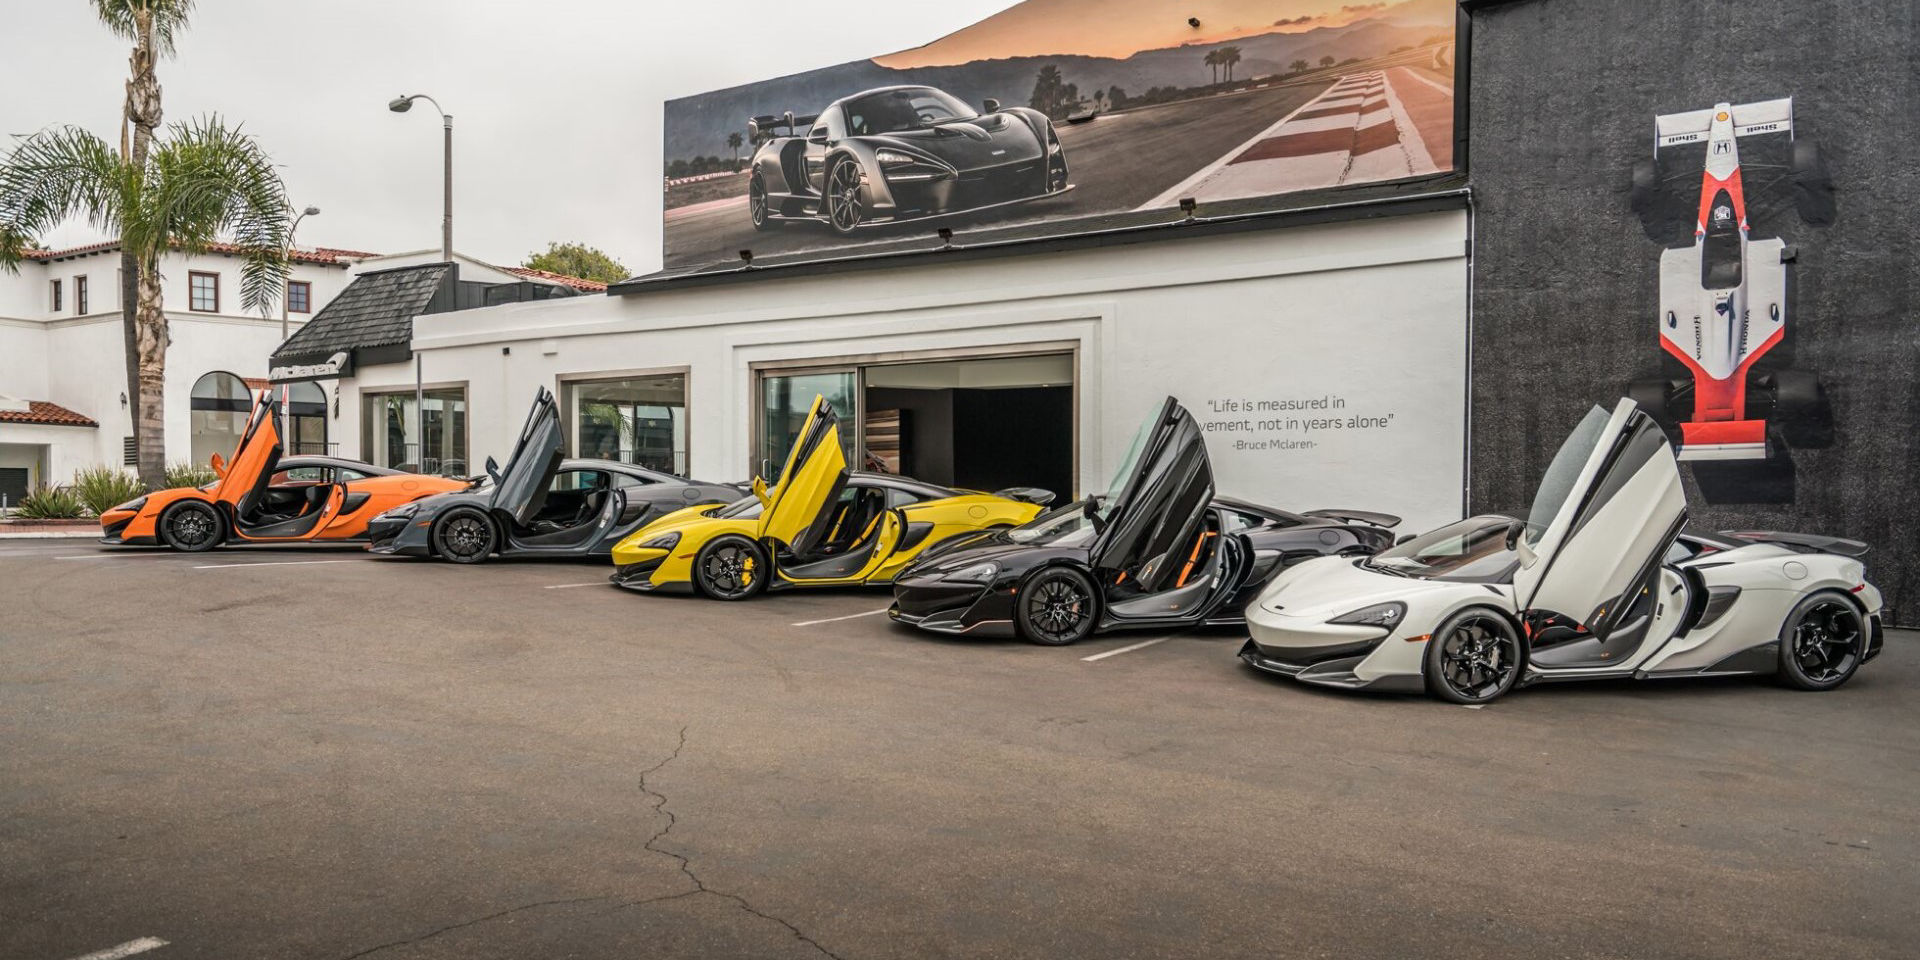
[871,118,1041,168]
[901,529,1043,576]
[1256,555,1494,620]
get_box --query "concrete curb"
[0,530,100,539]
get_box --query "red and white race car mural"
[1628,96,1833,465]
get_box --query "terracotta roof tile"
[502,266,608,292]
[26,240,372,266]
[0,401,98,428]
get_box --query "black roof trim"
[612,184,1470,296]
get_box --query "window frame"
[50,278,63,313]
[188,271,220,313]
[287,279,312,314]
[74,275,89,314]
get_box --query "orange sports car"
[99,390,466,551]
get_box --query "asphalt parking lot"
[2,540,1915,960]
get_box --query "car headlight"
[112,496,148,514]
[634,532,680,551]
[943,561,999,585]
[1330,602,1406,629]
[874,149,919,168]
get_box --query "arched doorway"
[189,371,252,467]
[286,381,328,455]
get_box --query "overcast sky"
[0,0,1016,277]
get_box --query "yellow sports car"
[609,396,1051,599]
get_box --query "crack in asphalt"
[331,725,843,960]
[628,725,847,960]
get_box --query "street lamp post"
[389,93,453,473]
[280,204,319,454]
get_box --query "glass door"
[758,369,857,482]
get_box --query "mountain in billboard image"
[661,0,1456,270]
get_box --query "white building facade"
[326,203,1473,535]
[0,242,363,503]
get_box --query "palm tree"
[726,131,743,171]
[1220,46,1243,83]
[92,0,196,485]
[0,118,291,488]
[1290,58,1309,74]
[1204,49,1221,85]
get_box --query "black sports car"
[367,388,742,564]
[745,84,1071,236]
[889,397,1402,645]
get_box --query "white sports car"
[1240,399,1885,703]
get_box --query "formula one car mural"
[98,391,466,551]
[1628,96,1834,464]
[608,395,1051,597]
[1240,399,1884,703]
[745,85,1071,236]
[367,389,744,564]
[889,397,1402,645]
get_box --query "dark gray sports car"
[745,84,1071,236]
[367,388,742,564]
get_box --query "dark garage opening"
[863,355,1074,503]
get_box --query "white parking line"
[791,608,890,627]
[55,554,176,560]
[192,559,358,570]
[544,582,608,590]
[64,938,169,960]
[1080,636,1173,662]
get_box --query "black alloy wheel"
[748,173,771,231]
[826,159,864,236]
[1016,567,1098,646]
[695,536,767,601]
[434,509,496,564]
[161,501,223,552]
[1425,610,1524,704]
[1778,593,1866,691]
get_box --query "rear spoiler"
[1655,97,1792,150]
[993,486,1055,507]
[1301,508,1401,529]
[1722,530,1869,558]
[747,111,819,141]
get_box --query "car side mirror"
[1511,523,1540,568]
[808,127,829,144]
[485,456,502,485]
[982,98,1000,113]
[209,453,226,478]
[752,476,770,505]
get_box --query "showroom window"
[190,371,253,466]
[362,388,467,476]
[564,372,689,475]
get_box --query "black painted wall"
[1465,0,1920,621]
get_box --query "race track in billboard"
[662,0,1458,270]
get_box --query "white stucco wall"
[340,208,1471,533]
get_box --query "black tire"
[1766,368,1832,448]
[693,536,768,601]
[824,157,863,236]
[1776,592,1867,691]
[433,508,496,564]
[1424,608,1526,704]
[748,173,772,232]
[159,500,224,552]
[1015,567,1099,646]
[1627,378,1675,427]
[1790,139,1836,226]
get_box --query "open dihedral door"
[1089,397,1215,595]
[759,396,849,557]
[214,391,284,519]
[491,387,567,527]
[1514,400,1687,642]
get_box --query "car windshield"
[1366,516,1522,583]
[1522,405,1611,548]
[713,496,762,520]
[843,88,977,135]
[1005,501,1100,547]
